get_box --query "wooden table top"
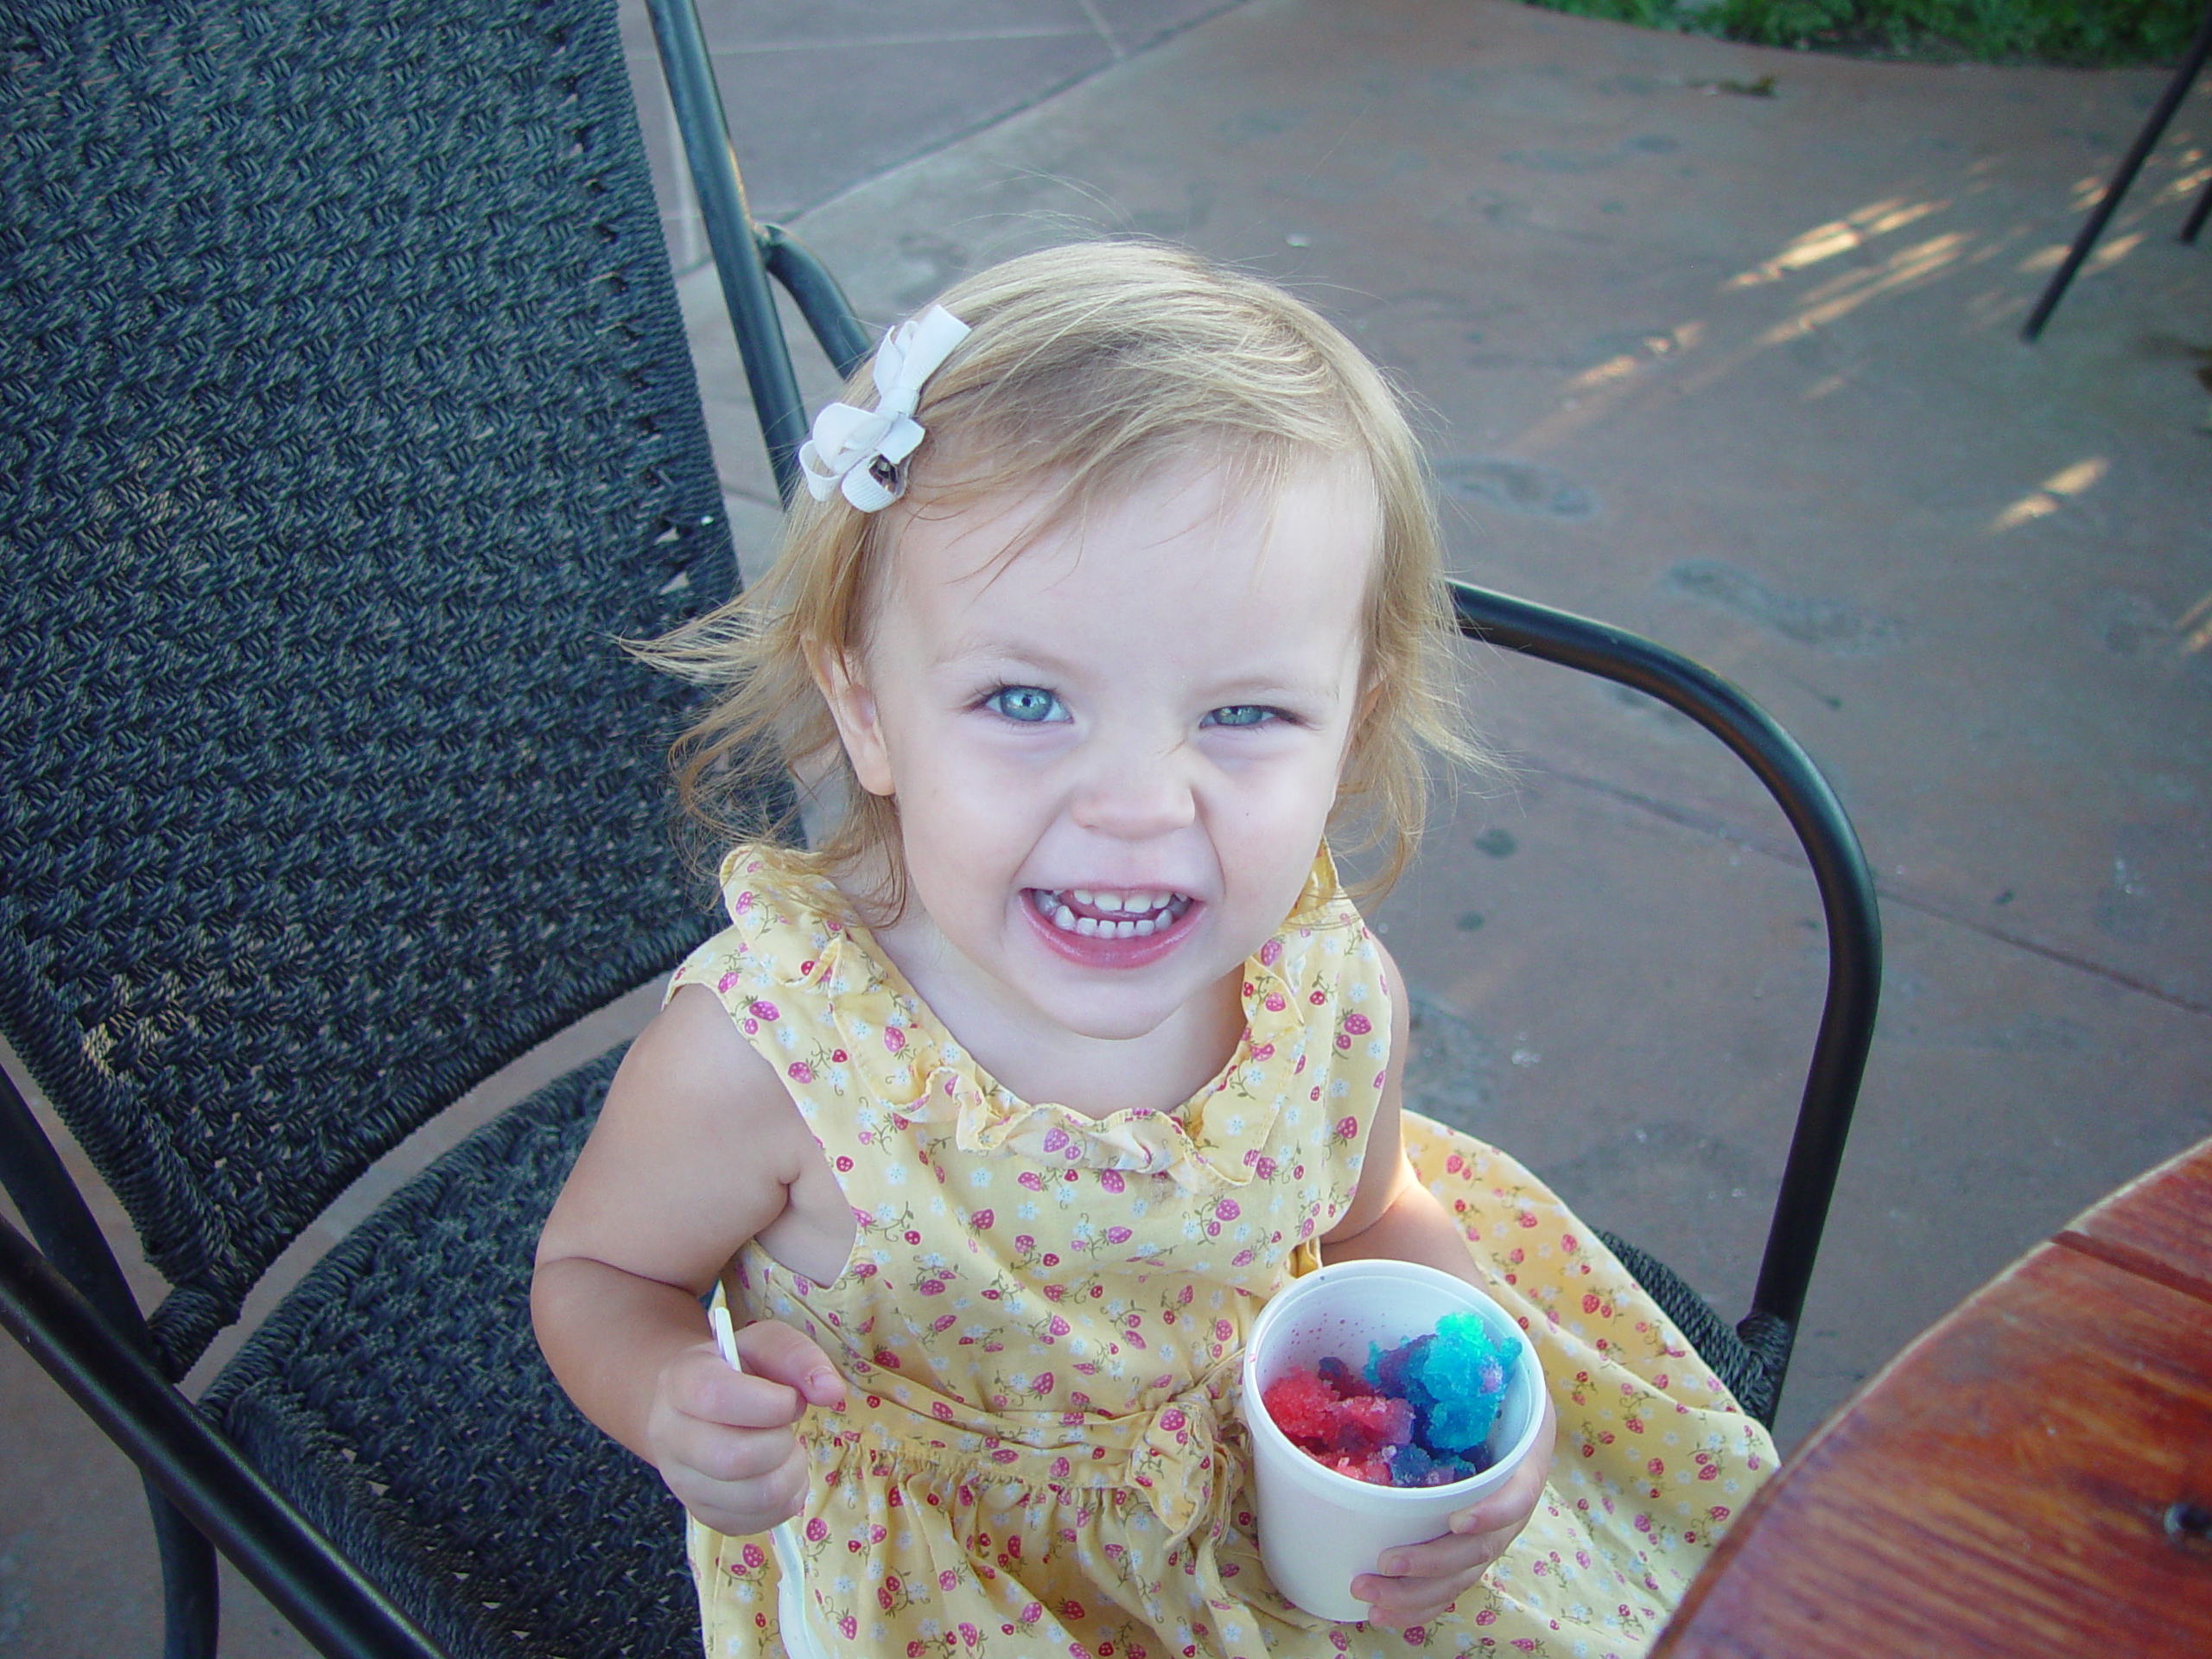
[1652,1135,2212,1656]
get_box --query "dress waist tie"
[805,1353,1248,1548]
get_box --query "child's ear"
[810,646,896,797]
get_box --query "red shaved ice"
[1331,1393,1414,1454]
[1259,1371,1342,1444]
[1322,1451,1394,1484]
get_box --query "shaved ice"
[1259,1310,1520,1488]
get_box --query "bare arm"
[1318,941,1481,1280]
[1316,940,1558,1629]
[531,983,846,1533]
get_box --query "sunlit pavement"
[4,3,2206,1653]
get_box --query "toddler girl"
[532,242,1776,1659]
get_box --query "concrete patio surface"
[4,1,2208,1654]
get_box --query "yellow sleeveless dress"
[670,845,1775,1659]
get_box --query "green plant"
[1526,0,2201,65]
[1540,0,1696,27]
[1714,0,2199,61]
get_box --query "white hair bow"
[797,304,972,512]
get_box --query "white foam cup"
[1240,1259,1547,1622]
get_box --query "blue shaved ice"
[1365,1310,1520,1465]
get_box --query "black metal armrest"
[1450,580,1882,1401]
[0,1213,447,1659]
[760,224,873,380]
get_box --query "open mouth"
[1028,887,1194,940]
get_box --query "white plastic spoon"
[711,1303,830,1659]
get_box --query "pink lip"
[1022,891,1202,970]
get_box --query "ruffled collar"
[728,847,1348,1194]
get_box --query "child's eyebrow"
[931,632,1079,675]
[938,635,1348,706]
[1198,673,1351,710]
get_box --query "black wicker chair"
[640,0,1881,1432]
[0,3,777,1656]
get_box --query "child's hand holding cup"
[1241,1260,1549,1624]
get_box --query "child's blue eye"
[987,686,1067,723]
[1202,704,1274,728]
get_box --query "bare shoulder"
[618,982,788,1116]
[606,983,815,1175]
[535,983,816,1292]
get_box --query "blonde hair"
[639,241,1479,912]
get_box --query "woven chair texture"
[204,1046,700,1659]
[1,2,759,1650]
[0,0,753,1380]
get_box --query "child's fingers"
[736,1315,849,1406]
[1446,1392,1558,1538]
[1448,1517,1527,1573]
[1351,1514,1509,1621]
[667,1409,811,1491]
[1353,1398,1558,1630]
[1349,1560,1482,1630]
[664,1344,809,1428]
[664,1433,812,1535]
[646,1339,829,1535]
[1362,1525,1504,1586]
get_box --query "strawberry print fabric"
[669,846,1774,1659]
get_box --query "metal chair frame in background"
[2023,0,2212,340]
[645,0,1881,1422]
[1440,588,1881,1408]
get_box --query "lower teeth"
[1039,893,1179,938]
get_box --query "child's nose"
[1068,747,1198,839]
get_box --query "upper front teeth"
[1072,889,1174,913]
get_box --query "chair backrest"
[0,0,747,1378]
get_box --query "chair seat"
[1595,1231,1782,1426]
[203,1049,699,1659]
[195,1044,1781,1659]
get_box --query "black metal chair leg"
[2023,0,2212,340]
[645,0,876,499]
[0,1216,444,1659]
[760,224,873,378]
[3,1073,221,1656]
[2183,168,2212,245]
[151,1481,220,1659]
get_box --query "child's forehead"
[881,449,1380,604]
[864,456,1379,683]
